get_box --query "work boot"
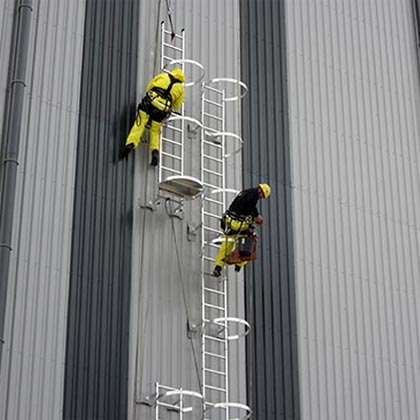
[120,143,134,159]
[212,265,222,277]
[235,265,241,272]
[150,149,159,166]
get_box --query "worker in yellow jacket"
[124,67,185,165]
[212,183,271,277]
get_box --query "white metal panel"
[0,1,86,419]
[129,1,246,418]
[287,0,420,419]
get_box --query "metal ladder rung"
[202,112,223,121]
[202,141,224,150]
[203,351,226,360]
[203,98,224,108]
[157,401,181,410]
[204,302,225,311]
[204,85,224,94]
[160,152,182,160]
[162,29,183,40]
[203,367,226,376]
[160,165,181,175]
[162,42,183,52]
[203,334,226,343]
[202,168,222,177]
[164,125,183,133]
[202,181,219,190]
[203,384,227,393]
[203,287,224,296]
[202,226,220,234]
[203,210,222,219]
[161,137,182,146]
[202,154,223,164]
[202,256,217,263]
[203,196,224,205]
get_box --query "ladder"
[156,23,203,203]
[200,83,229,419]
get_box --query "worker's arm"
[145,73,167,92]
[172,85,185,110]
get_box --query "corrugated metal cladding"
[286,0,420,419]
[240,1,300,419]
[0,1,85,419]
[129,1,247,419]
[0,0,15,170]
[63,0,138,419]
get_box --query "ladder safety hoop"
[205,131,244,157]
[204,78,248,102]
[165,59,205,87]
[166,115,203,131]
[211,317,251,340]
[209,402,252,420]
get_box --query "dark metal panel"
[63,0,138,419]
[240,1,300,419]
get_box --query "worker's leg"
[214,235,236,267]
[148,119,162,152]
[126,110,148,148]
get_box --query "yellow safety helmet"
[258,183,271,198]
[170,67,185,82]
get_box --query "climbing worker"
[212,183,271,277]
[123,67,185,165]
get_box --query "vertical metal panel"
[63,1,138,419]
[240,1,300,419]
[0,0,15,173]
[129,1,247,418]
[286,0,420,419]
[0,1,86,419]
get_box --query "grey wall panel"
[63,0,138,419]
[0,0,15,178]
[240,1,301,419]
[129,1,247,418]
[286,0,420,419]
[0,1,86,419]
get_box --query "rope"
[165,199,203,390]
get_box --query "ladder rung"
[202,256,217,263]
[203,196,224,205]
[162,29,183,40]
[203,334,226,343]
[202,182,220,190]
[160,165,181,175]
[162,42,183,52]
[202,168,222,177]
[202,154,223,163]
[203,351,226,360]
[203,210,221,219]
[203,287,225,296]
[164,125,183,132]
[161,137,182,146]
[202,226,220,234]
[204,85,224,94]
[204,302,225,311]
[203,98,223,108]
[202,112,223,121]
[160,151,182,160]
[202,140,223,150]
[203,367,226,376]
[203,384,227,393]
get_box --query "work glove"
[255,215,263,225]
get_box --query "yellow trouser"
[214,232,249,268]
[125,110,161,152]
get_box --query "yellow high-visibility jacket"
[145,70,185,111]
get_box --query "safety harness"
[138,73,181,123]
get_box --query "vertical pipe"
[0,0,33,368]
